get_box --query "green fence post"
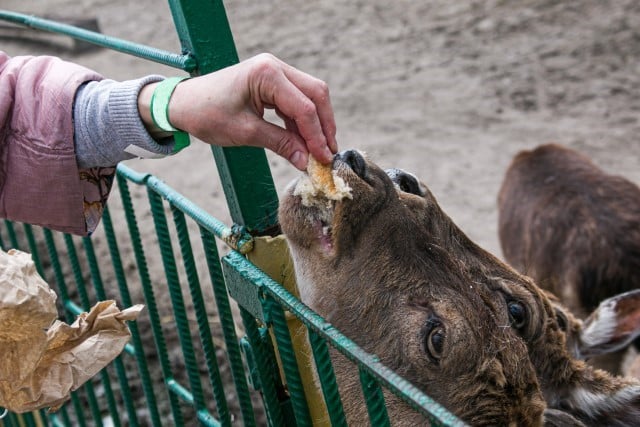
[166,0,279,233]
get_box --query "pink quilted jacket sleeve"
[0,52,115,236]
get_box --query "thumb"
[250,120,309,170]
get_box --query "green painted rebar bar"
[222,251,467,426]
[23,412,36,427]
[116,174,185,425]
[238,308,285,426]
[4,220,18,249]
[146,189,209,419]
[59,407,72,426]
[101,205,162,426]
[199,228,257,426]
[359,367,391,427]
[165,379,195,407]
[62,234,90,308]
[22,224,44,278]
[49,414,65,427]
[164,380,221,427]
[0,10,196,72]
[60,234,104,427]
[0,225,6,250]
[264,298,312,426]
[42,229,89,427]
[308,330,348,427]
[82,236,137,427]
[7,412,18,426]
[170,205,232,425]
[38,409,50,427]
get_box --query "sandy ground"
[5,0,640,258]
[3,0,640,424]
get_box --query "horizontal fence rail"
[0,10,196,71]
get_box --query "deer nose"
[334,150,367,178]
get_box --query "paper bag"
[0,249,143,413]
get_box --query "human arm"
[0,52,107,235]
[137,53,338,170]
[0,52,338,235]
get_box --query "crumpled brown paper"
[0,249,144,413]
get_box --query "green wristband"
[150,76,191,153]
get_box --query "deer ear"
[578,289,640,358]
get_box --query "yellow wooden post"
[247,235,330,426]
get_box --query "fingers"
[279,60,338,154]
[251,54,337,165]
[170,53,339,171]
[246,118,309,171]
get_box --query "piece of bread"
[293,155,352,207]
[307,155,338,197]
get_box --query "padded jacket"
[0,52,112,235]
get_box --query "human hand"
[139,53,338,170]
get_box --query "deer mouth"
[289,180,339,256]
[288,170,351,256]
[282,150,368,256]
[315,216,335,254]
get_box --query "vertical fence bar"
[199,228,257,426]
[166,0,279,233]
[42,229,89,427]
[22,413,35,427]
[60,234,104,427]
[82,236,137,427]
[101,205,163,426]
[308,330,348,427]
[359,368,391,427]
[239,308,285,426]
[22,224,44,277]
[116,175,184,425]
[171,205,232,425]
[0,223,6,250]
[146,190,209,421]
[4,220,18,248]
[265,299,312,426]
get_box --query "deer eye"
[508,300,527,330]
[423,316,445,362]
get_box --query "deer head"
[279,150,546,425]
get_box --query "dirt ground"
[3,0,640,424]
[5,0,640,257]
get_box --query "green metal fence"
[0,2,465,426]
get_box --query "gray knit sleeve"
[73,75,178,168]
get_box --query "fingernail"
[290,151,307,170]
[323,147,333,160]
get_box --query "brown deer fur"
[498,143,640,374]
[279,150,640,426]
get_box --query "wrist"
[165,78,189,133]
[138,82,173,139]
[148,77,191,153]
